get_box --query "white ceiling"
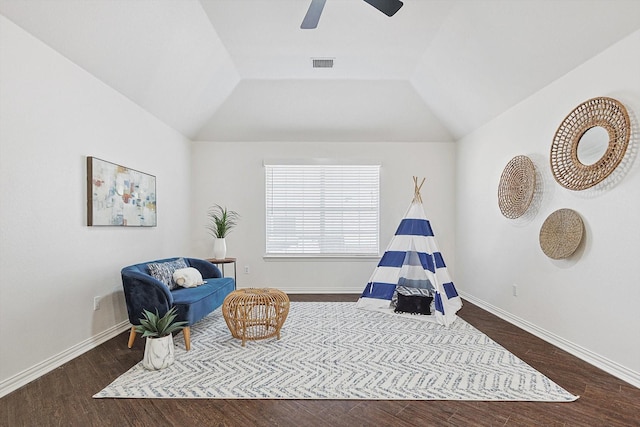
[2,0,640,142]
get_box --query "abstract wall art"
[87,156,157,227]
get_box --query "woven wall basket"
[550,97,630,191]
[539,209,584,259]
[498,155,536,219]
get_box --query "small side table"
[222,288,290,346]
[206,257,237,289]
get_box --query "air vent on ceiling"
[312,58,334,68]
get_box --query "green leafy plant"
[135,307,188,338]
[206,204,240,238]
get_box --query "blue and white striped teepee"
[356,177,462,326]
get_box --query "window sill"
[263,254,380,261]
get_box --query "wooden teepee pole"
[412,176,425,204]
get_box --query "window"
[265,163,380,256]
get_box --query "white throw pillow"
[172,267,205,288]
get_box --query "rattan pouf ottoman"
[222,288,290,346]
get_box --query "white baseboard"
[460,291,640,389]
[0,320,130,398]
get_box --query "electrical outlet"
[94,296,101,310]
[512,284,518,297]
[244,265,250,274]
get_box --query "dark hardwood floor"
[2,295,639,426]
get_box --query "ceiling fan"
[301,0,404,29]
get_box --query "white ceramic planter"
[213,237,227,260]
[142,335,175,370]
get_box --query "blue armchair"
[121,257,235,350]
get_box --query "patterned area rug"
[95,302,577,401]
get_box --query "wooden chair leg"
[127,326,137,348]
[183,326,191,351]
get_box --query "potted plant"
[206,204,240,260]
[135,307,188,370]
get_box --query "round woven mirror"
[539,209,583,259]
[550,97,630,191]
[577,126,609,165]
[498,155,536,219]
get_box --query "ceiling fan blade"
[363,0,403,17]
[301,0,327,29]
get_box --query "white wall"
[455,30,640,386]
[189,141,457,294]
[0,16,192,394]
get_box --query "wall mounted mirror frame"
[550,97,630,191]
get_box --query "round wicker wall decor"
[539,209,583,259]
[498,155,536,219]
[550,97,630,190]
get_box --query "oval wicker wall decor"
[539,209,584,259]
[498,155,536,219]
[550,97,630,191]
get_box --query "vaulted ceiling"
[2,0,640,142]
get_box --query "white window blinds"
[265,164,380,256]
